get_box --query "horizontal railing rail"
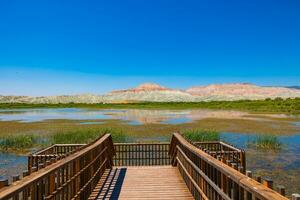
[28,144,86,173]
[169,132,288,200]
[194,141,246,173]
[0,134,115,200]
[34,144,86,155]
[194,141,242,152]
[113,143,171,166]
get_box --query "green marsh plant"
[182,129,220,142]
[247,135,282,150]
[0,134,39,151]
[0,128,127,153]
[51,128,127,144]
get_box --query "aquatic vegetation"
[182,129,220,142]
[109,128,127,143]
[247,135,282,150]
[0,128,127,152]
[51,128,127,144]
[0,134,39,151]
[0,97,299,114]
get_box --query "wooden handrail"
[193,141,246,173]
[169,132,288,200]
[28,144,86,173]
[177,145,230,200]
[194,141,242,152]
[0,134,115,200]
[33,144,86,155]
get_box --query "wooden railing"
[169,132,288,200]
[28,144,86,173]
[194,141,246,173]
[0,134,114,200]
[1,132,298,200]
[113,143,171,166]
[33,144,86,155]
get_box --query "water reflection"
[221,133,300,170]
[0,153,27,179]
[0,108,293,125]
[0,108,111,122]
[79,122,105,125]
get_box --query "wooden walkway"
[0,133,292,200]
[89,166,194,200]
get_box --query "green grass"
[51,129,100,144]
[0,127,220,152]
[0,134,40,151]
[51,128,126,144]
[0,128,127,152]
[247,135,282,150]
[182,129,220,142]
[0,97,299,114]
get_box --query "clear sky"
[0,0,299,96]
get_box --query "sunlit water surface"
[0,108,295,124]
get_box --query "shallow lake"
[0,108,299,194]
[0,108,295,124]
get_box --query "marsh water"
[0,108,299,194]
[0,108,294,124]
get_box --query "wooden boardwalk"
[0,133,292,200]
[89,166,194,200]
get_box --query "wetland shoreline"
[0,107,299,196]
[0,97,299,114]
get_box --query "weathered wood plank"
[119,166,193,200]
[89,166,193,200]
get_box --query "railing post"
[240,150,246,173]
[262,177,273,189]
[48,172,55,198]
[169,135,178,166]
[292,194,300,200]
[0,178,9,189]
[28,155,33,174]
[276,185,285,196]
[12,175,20,182]
[246,170,252,178]
[256,176,262,183]
[75,158,80,196]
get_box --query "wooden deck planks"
[89,166,193,200]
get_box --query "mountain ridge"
[1,83,300,103]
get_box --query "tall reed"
[182,129,220,142]
[0,128,127,152]
[0,134,39,151]
[247,135,282,150]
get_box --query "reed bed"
[0,128,127,152]
[247,135,282,150]
[0,134,38,151]
[51,127,126,143]
[1,97,299,114]
[182,129,220,142]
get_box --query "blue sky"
[0,0,299,96]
